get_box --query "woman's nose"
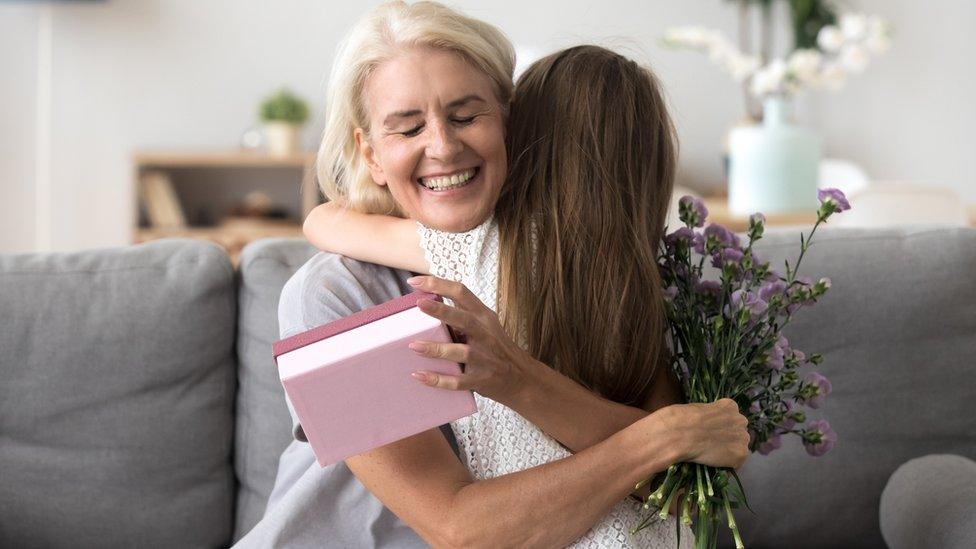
[424,120,464,161]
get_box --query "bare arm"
[506,353,685,454]
[303,202,428,274]
[347,405,686,548]
[503,357,685,505]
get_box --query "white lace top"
[417,217,694,549]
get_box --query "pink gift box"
[273,291,477,467]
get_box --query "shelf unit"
[132,149,320,264]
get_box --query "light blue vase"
[728,95,821,215]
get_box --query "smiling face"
[356,47,507,232]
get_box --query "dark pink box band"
[272,291,440,361]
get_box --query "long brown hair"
[496,45,678,406]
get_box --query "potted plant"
[260,88,309,157]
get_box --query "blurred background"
[1,0,973,258]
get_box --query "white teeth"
[421,168,476,190]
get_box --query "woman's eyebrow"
[382,95,487,127]
[383,109,423,128]
[447,94,487,109]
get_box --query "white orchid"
[840,13,869,41]
[816,26,845,53]
[838,44,870,73]
[818,63,846,91]
[864,15,891,54]
[787,49,824,85]
[664,11,889,100]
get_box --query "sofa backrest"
[727,225,976,548]
[0,239,238,548]
[233,238,315,541]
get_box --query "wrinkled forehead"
[361,47,501,125]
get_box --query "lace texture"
[417,217,693,548]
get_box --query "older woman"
[237,2,748,547]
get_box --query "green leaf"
[728,469,755,515]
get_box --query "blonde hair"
[317,1,515,215]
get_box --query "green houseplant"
[260,88,309,156]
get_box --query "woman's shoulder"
[278,252,412,338]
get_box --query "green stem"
[723,489,745,549]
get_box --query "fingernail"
[407,276,423,286]
[408,342,427,352]
[410,371,429,382]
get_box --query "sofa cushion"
[726,226,976,548]
[233,238,315,541]
[0,239,237,548]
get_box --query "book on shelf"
[139,170,187,229]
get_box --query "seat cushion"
[0,239,237,548]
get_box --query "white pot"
[265,122,302,156]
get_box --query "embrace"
[237,1,749,547]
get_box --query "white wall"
[1,0,973,253]
[0,6,39,253]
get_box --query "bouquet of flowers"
[632,189,851,548]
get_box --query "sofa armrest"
[880,454,976,549]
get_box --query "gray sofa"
[1,226,974,548]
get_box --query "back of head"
[497,45,678,405]
[318,1,515,214]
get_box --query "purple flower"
[804,372,832,409]
[711,248,744,269]
[749,212,766,227]
[817,188,851,212]
[678,195,709,228]
[766,343,785,371]
[703,223,741,253]
[694,279,722,298]
[663,285,678,302]
[788,276,817,305]
[692,232,706,254]
[664,226,696,248]
[778,400,797,430]
[802,419,837,457]
[731,289,768,316]
[748,400,761,414]
[758,433,782,456]
[759,280,787,303]
[765,335,789,371]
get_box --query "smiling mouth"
[417,167,479,191]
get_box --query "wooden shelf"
[133,149,315,168]
[702,195,818,232]
[132,149,321,263]
[134,217,304,265]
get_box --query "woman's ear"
[355,128,387,187]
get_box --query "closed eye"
[401,124,424,137]
[452,115,477,125]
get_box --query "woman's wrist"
[498,352,543,411]
[614,409,685,482]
